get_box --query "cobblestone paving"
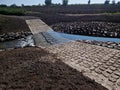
[46,41,120,90]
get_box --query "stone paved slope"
[46,41,120,90]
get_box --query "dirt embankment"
[0,15,30,34]
[0,47,107,90]
[25,5,120,14]
[25,5,120,25]
[27,13,120,25]
[0,15,35,42]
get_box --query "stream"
[0,35,34,50]
[0,30,120,50]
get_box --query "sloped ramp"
[26,19,71,47]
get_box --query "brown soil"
[0,47,107,90]
[25,6,120,25]
[0,15,30,35]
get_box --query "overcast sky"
[0,0,120,6]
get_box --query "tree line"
[45,0,120,6]
[0,0,120,7]
[45,0,69,6]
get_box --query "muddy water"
[0,35,35,50]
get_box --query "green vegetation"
[0,7,26,15]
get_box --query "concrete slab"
[26,19,53,34]
[26,19,71,47]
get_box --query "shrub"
[10,4,18,8]
[0,4,7,7]
[0,7,26,15]
[104,0,110,5]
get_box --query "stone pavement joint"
[45,41,120,90]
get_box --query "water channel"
[0,30,120,50]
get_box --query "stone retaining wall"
[0,31,32,42]
[51,22,120,38]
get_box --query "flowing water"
[0,35,35,50]
[56,32,120,43]
[0,30,120,50]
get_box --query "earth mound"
[0,47,107,90]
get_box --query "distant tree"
[0,4,7,7]
[10,4,17,7]
[118,1,120,4]
[57,3,61,6]
[21,4,24,7]
[104,0,110,4]
[52,3,61,6]
[62,0,68,6]
[112,0,115,4]
[88,0,91,5]
[45,0,52,6]
[38,3,41,6]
